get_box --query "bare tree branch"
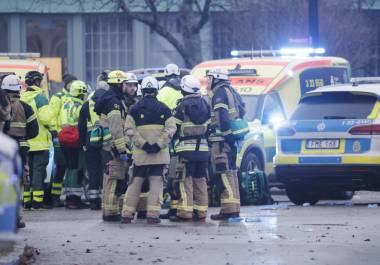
[192,0,211,34]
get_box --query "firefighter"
[169,75,210,222]
[21,71,55,210]
[1,74,39,227]
[94,70,129,222]
[78,73,109,210]
[58,80,88,209]
[121,76,176,224]
[156,64,183,219]
[49,74,77,207]
[207,68,242,220]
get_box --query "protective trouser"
[28,150,49,204]
[167,156,179,213]
[62,147,85,201]
[51,145,66,199]
[136,178,149,213]
[122,165,163,219]
[177,160,208,219]
[85,146,103,203]
[19,146,31,207]
[102,151,127,217]
[211,141,240,214]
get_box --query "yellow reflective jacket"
[157,86,183,110]
[49,88,69,132]
[21,85,54,151]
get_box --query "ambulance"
[191,50,351,187]
[0,53,50,97]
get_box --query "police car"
[274,78,380,205]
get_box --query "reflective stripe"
[174,118,183,125]
[178,182,193,212]
[10,122,26,128]
[221,129,232,136]
[171,200,178,209]
[221,173,236,203]
[147,205,161,211]
[214,103,229,110]
[194,205,208,212]
[51,190,61,196]
[52,183,62,188]
[19,141,29,147]
[136,124,165,130]
[140,192,149,198]
[221,198,240,204]
[32,190,44,202]
[176,146,209,152]
[123,206,136,213]
[27,114,36,123]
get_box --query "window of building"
[85,14,133,85]
[0,17,8,52]
[26,17,68,73]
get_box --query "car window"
[292,92,377,120]
[299,67,349,96]
[261,93,286,125]
[241,95,261,121]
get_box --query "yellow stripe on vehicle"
[342,156,380,164]
[274,156,299,165]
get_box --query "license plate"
[306,139,340,149]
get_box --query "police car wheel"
[241,152,263,173]
[286,186,320,206]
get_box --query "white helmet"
[164,63,180,76]
[207,68,229,80]
[141,76,159,92]
[1,75,22,91]
[126,72,138,84]
[181,75,201,94]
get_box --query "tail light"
[277,126,296,136]
[349,124,380,135]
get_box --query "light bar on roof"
[351,77,380,85]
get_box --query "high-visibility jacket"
[173,94,210,161]
[157,85,183,110]
[49,88,69,132]
[21,86,54,151]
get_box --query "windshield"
[291,92,378,120]
[241,95,262,121]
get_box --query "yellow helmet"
[107,70,128,84]
[70,80,88,97]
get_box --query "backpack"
[58,99,81,148]
[240,170,273,205]
[8,98,27,139]
[224,86,249,140]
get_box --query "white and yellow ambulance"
[191,51,350,186]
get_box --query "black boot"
[17,215,26,229]
[136,211,147,220]
[31,201,52,210]
[159,208,177,219]
[52,196,64,208]
[103,214,121,222]
[147,217,161,224]
[169,215,192,222]
[90,198,101,210]
[210,212,239,221]
[66,196,89,209]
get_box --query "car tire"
[286,186,320,205]
[241,152,263,172]
[324,191,355,200]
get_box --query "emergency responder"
[124,72,149,219]
[207,68,242,220]
[156,64,183,219]
[157,63,183,110]
[78,74,109,210]
[1,75,39,226]
[58,80,88,209]
[169,75,210,222]
[121,76,176,224]
[0,75,11,130]
[94,70,129,222]
[49,74,77,207]
[21,71,54,210]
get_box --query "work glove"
[142,143,161,154]
[119,153,129,162]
